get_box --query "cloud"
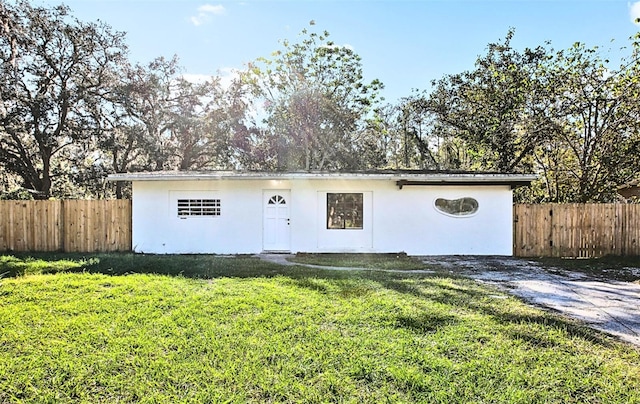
[190,4,225,26]
[199,4,225,14]
[630,1,640,25]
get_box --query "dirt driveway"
[421,256,640,347]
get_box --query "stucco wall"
[131,179,513,255]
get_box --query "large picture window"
[327,193,363,229]
[177,199,221,217]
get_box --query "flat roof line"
[107,171,537,186]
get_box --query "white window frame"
[433,197,479,218]
[170,191,221,219]
[177,198,221,217]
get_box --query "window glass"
[268,195,286,205]
[434,197,478,216]
[327,193,363,229]
[177,199,221,217]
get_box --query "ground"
[2,253,640,402]
[266,254,640,346]
[420,256,640,346]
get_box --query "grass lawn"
[289,252,432,270]
[1,254,640,403]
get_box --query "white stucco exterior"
[110,171,534,256]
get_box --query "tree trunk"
[38,153,52,200]
[115,181,123,199]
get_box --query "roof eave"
[106,171,537,186]
[395,179,534,189]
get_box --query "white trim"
[108,170,537,184]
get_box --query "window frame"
[176,198,221,218]
[326,192,364,230]
[433,197,479,218]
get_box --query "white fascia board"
[107,171,537,185]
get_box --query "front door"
[263,190,291,251]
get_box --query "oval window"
[434,197,479,217]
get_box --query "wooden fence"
[0,200,131,252]
[1,200,639,257]
[514,204,640,257]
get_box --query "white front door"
[263,190,291,251]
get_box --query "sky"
[35,0,640,103]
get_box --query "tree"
[534,42,640,202]
[424,29,558,173]
[383,95,481,171]
[110,57,251,175]
[244,24,383,170]
[112,57,186,173]
[413,30,640,202]
[0,1,127,198]
[88,67,149,199]
[175,75,256,171]
[164,75,226,171]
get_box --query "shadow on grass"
[0,252,618,348]
[376,275,616,348]
[291,252,430,271]
[0,252,331,280]
[474,301,613,347]
[0,252,441,283]
[396,313,457,334]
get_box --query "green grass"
[1,254,640,403]
[0,252,287,279]
[289,252,433,270]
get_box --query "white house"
[107,171,535,255]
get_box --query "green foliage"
[389,29,640,202]
[0,1,127,199]
[95,57,256,198]
[112,58,251,173]
[0,188,33,200]
[244,23,384,170]
[3,1,640,203]
[528,41,640,202]
[0,255,86,277]
[1,254,639,402]
[0,2,253,199]
[0,253,285,278]
[414,29,557,173]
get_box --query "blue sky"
[39,0,640,103]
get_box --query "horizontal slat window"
[177,199,221,217]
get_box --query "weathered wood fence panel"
[0,200,131,252]
[514,204,640,257]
